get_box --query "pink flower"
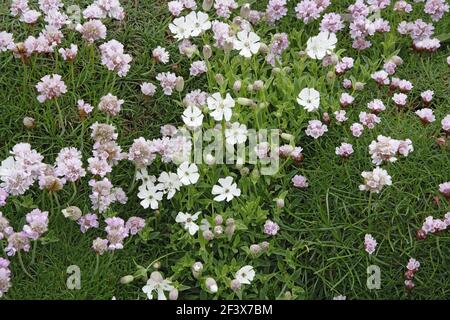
[141,82,156,96]
[371,70,390,85]
[98,93,124,116]
[105,217,129,250]
[126,217,146,235]
[305,120,328,139]
[392,93,407,107]
[20,10,41,24]
[55,147,86,182]
[359,167,392,193]
[99,39,132,77]
[92,237,108,255]
[424,0,449,21]
[336,143,354,158]
[266,0,288,24]
[359,112,381,129]
[152,46,170,64]
[406,258,420,271]
[398,80,413,92]
[58,44,78,61]
[77,99,94,115]
[214,0,238,18]
[0,32,14,52]
[10,0,29,17]
[295,0,321,24]
[292,175,308,188]
[394,1,412,13]
[35,74,67,103]
[76,19,107,43]
[5,232,30,256]
[320,13,344,33]
[156,72,177,96]
[178,39,197,57]
[364,234,377,254]
[350,123,364,137]
[415,108,435,124]
[0,188,8,206]
[441,115,450,132]
[420,90,434,104]
[168,1,183,16]
[22,209,49,240]
[439,182,450,199]
[367,99,386,114]
[340,93,354,108]
[342,79,352,89]
[264,220,280,236]
[334,110,348,122]
[78,213,99,233]
[189,60,207,76]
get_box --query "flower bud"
[259,43,268,54]
[251,168,260,181]
[282,67,291,74]
[404,280,415,291]
[23,117,35,129]
[175,76,184,92]
[226,218,235,226]
[276,198,285,208]
[281,133,294,142]
[213,225,224,235]
[240,167,250,176]
[215,73,224,86]
[192,262,204,278]
[247,84,254,92]
[62,206,82,221]
[120,275,134,284]
[326,71,335,82]
[203,45,212,59]
[202,0,213,11]
[230,278,241,292]
[225,224,236,236]
[260,241,270,250]
[253,80,264,91]
[240,3,251,18]
[223,38,234,53]
[404,270,415,280]
[203,230,214,241]
[272,67,281,74]
[436,137,446,146]
[214,215,223,225]
[391,55,403,66]
[152,261,161,270]
[205,277,218,293]
[237,97,256,107]
[233,80,242,92]
[322,112,331,125]
[354,82,365,91]
[415,229,427,240]
[169,288,179,300]
[250,244,261,254]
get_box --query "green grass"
[0,0,449,300]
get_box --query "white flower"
[233,30,261,58]
[176,211,200,235]
[177,161,200,185]
[225,122,248,145]
[235,265,255,285]
[186,11,211,37]
[158,171,181,199]
[359,167,392,193]
[297,88,320,112]
[306,31,337,60]
[182,105,204,129]
[137,181,164,209]
[207,92,235,122]
[142,271,174,300]
[169,17,192,40]
[212,176,241,202]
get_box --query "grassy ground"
[0,0,449,299]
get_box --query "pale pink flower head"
[359,112,381,129]
[292,175,308,188]
[105,217,129,250]
[305,120,328,139]
[371,70,390,85]
[340,93,354,108]
[367,99,386,114]
[76,19,107,43]
[189,60,207,76]
[152,46,170,64]
[359,167,392,193]
[92,237,108,255]
[98,93,124,116]
[20,10,41,24]
[415,108,435,124]
[23,209,49,240]
[398,80,413,93]
[369,135,401,165]
[77,99,94,116]
[99,39,132,77]
[0,189,8,207]
[35,74,67,103]
[266,0,288,24]
[397,139,413,157]
[38,0,63,12]
[214,0,238,18]
[168,1,184,16]
[264,220,280,236]
[420,90,434,104]
[295,0,321,24]
[0,212,13,239]
[156,72,177,96]
[334,110,348,123]
[350,123,364,137]
[126,217,146,235]
[87,157,112,177]
[364,234,377,255]
[439,182,450,199]
[178,39,197,58]
[392,93,407,107]
[44,8,69,28]
[78,213,99,233]
[141,82,156,96]
[320,13,344,33]
[342,79,352,89]
[5,231,30,256]
[406,258,420,271]
[128,137,156,168]
[58,44,78,61]
[0,32,14,52]
[441,115,450,132]
[424,0,449,21]
[10,0,29,17]
[336,143,354,158]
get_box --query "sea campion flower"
[186,11,211,37]
[264,220,279,236]
[99,40,132,77]
[225,122,248,145]
[364,234,377,255]
[306,31,337,60]
[137,180,164,210]
[297,88,320,112]
[207,92,235,122]
[176,211,200,235]
[235,265,255,285]
[177,162,199,185]
[336,143,354,158]
[212,176,241,202]
[292,175,308,188]
[305,120,328,139]
[182,106,204,129]
[359,167,392,193]
[143,271,174,300]
[158,171,182,199]
[98,93,124,116]
[35,74,67,103]
[233,30,261,58]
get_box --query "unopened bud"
[192,262,204,278]
[202,0,213,11]
[215,73,224,86]
[326,71,335,82]
[62,206,82,221]
[203,230,214,241]
[175,76,184,92]
[230,279,241,292]
[276,198,285,208]
[259,43,268,54]
[240,4,251,18]
[225,224,236,236]
[215,215,223,225]
[354,82,365,91]
[203,45,212,59]
[260,241,270,250]
[205,277,218,293]
[272,67,281,74]
[240,167,250,176]
[237,97,256,107]
[253,80,264,91]
[152,261,161,269]
[169,288,179,300]
[205,153,216,165]
[281,133,294,142]
[120,275,134,284]
[233,80,242,92]
[247,84,254,92]
[323,112,331,125]
[223,38,234,53]
[214,225,224,235]
[23,117,35,129]
[250,244,262,254]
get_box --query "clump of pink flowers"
[416,212,449,240]
[292,175,308,188]
[364,234,377,255]
[99,39,132,77]
[0,257,12,298]
[368,135,413,165]
[404,258,420,291]
[336,143,354,158]
[35,74,67,103]
[98,93,124,116]
[359,167,392,193]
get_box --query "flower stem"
[18,251,34,279]
[54,99,65,134]
[94,254,100,275]
[31,240,38,265]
